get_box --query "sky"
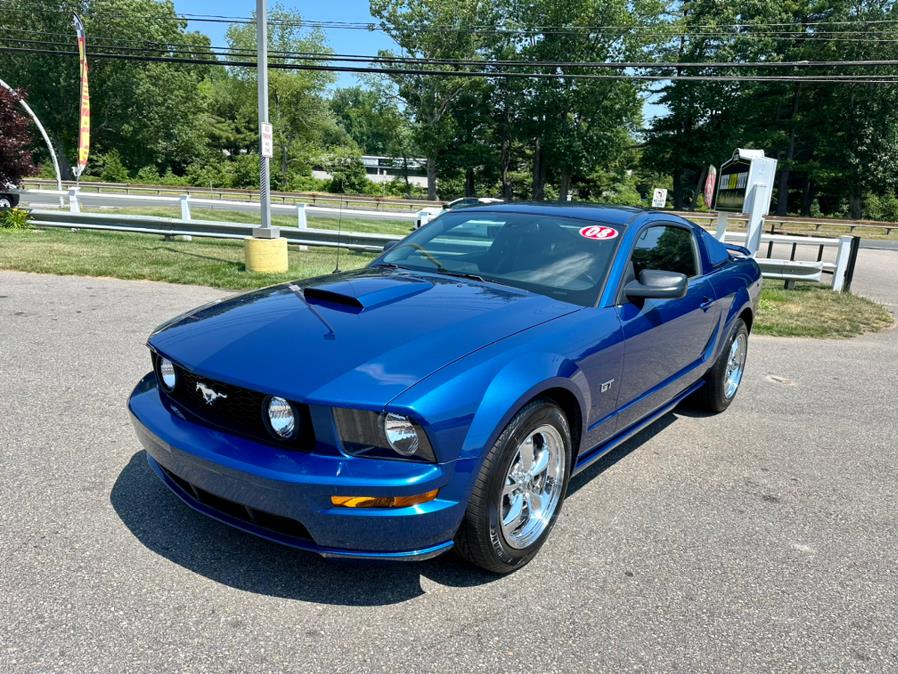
[173,0,392,89]
[172,0,664,122]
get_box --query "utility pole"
[255,0,273,237]
[244,0,288,272]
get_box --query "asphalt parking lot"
[1,251,896,673]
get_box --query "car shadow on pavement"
[567,410,679,497]
[110,451,500,606]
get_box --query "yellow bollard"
[244,236,288,274]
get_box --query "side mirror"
[625,269,688,300]
[382,240,398,253]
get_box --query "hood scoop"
[303,275,433,312]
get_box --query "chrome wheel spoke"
[517,436,535,473]
[502,493,525,530]
[525,489,543,515]
[529,446,550,478]
[502,478,519,497]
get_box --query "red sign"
[579,225,619,240]
[704,165,717,209]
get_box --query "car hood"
[148,267,579,407]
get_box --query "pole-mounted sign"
[260,122,274,159]
[713,149,777,254]
[73,15,90,180]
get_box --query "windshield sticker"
[579,225,619,240]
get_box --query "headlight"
[266,396,295,439]
[383,413,419,456]
[159,357,176,390]
[333,408,435,462]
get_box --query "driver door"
[614,223,720,430]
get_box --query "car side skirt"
[572,379,705,476]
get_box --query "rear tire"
[0,193,15,209]
[696,319,749,413]
[455,400,572,574]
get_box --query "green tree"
[371,0,497,199]
[0,0,213,176]
[222,4,337,188]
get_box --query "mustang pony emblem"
[196,382,228,405]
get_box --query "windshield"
[375,210,625,306]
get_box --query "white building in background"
[312,155,429,188]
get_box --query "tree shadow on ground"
[111,451,500,607]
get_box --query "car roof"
[454,202,650,227]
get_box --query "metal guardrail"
[21,179,898,234]
[28,210,402,252]
[17,189,420,225]
[21,178,441,212]
[25,191,860,291]
[672,210,896,236]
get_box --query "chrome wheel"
[499,424,565,549]
[724,332,748,400]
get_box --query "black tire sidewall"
[483,402,572,569]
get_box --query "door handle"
[700,297,714,312]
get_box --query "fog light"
[383,413,419,456]
[330,490,439,508]
[159,358,176,390]
[267,396,295,438]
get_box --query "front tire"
[455,400,572,574]
[696,318,749,413]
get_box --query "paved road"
[1,256,896,673]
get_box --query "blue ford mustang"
[129,203,760,573]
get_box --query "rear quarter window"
[699,228,732,268]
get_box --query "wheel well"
[738,307,754,333]
[534,387,583,457]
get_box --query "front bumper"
[128,373,473,560]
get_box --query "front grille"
[153,353,314,449]
[160,465,313,542]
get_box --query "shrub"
[135,166,161,184]
[0,207,30,229]
[96,150,130,183]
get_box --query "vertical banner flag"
[704,164,717,209]
[73,15,90,178]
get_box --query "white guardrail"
[19,188,856,289]
[722,230,856,291]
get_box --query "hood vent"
[302,276,433,312]
[302,287,364,309]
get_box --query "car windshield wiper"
[438,270,487,283]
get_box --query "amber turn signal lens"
[330,489,439,509]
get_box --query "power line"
[3,4,898,39]
[3,33,898,71]
[2,45,897,84]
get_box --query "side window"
[631,225,699,277]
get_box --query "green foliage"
[96,150,130,183]
[863,193,898,222]
[0,207,30,230]
[318,148,369,194]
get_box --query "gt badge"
[600,379,615,393]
